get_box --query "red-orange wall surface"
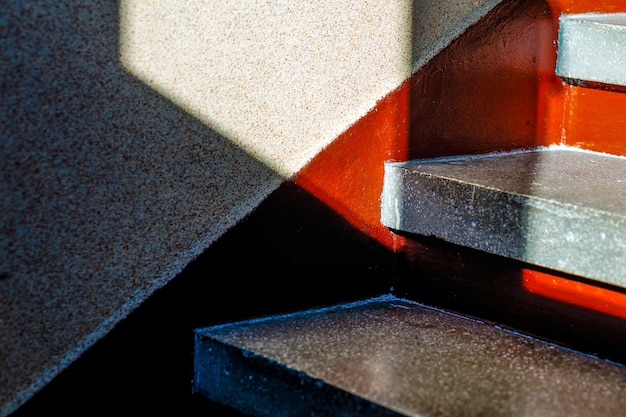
[296,0,557,248]
[295,0,626,333]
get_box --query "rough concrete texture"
[1,0,503,414]
[556,12,626,87]
[195,295,626,417]
[381,146,626,287]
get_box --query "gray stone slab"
[380,147,626,287]
[556,13,626,87]
[194,296,626,417]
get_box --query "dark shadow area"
[394,233,626,366]
[2,1,282,413]
[11,181,395,416]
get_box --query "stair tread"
[380,147,626,287]
[194,296,626,417]
[556,12,626,87]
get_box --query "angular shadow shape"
[1,1,282,414]
[11,182,396,416]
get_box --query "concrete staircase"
[378,11,626,289]
[192,12,626,416]
[381,146,626,288]
[194,296,626,417]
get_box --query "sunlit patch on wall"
[117,0,415,178]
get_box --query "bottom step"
[193,296,626,416]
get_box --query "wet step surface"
[194,296,626,417]
[380,147,626,288]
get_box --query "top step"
[556,12,626,87]
[380,147,626,287]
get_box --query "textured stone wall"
[0,0,501,414]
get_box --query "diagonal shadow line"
[2,0,415,413]
[1,1,285,414]
[8,0,619,415]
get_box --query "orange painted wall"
[295,0,556,248]
[548,0,625,13]
[295,0,626,320]
[294,83,409,250]
[545,0,626,155]
[408,0,556,159]
[557,86,626,154]
[527,0,626,315]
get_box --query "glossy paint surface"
[559,85,626,154]
[548,0,626,13]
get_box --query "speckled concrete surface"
[1,1,502,415]
[195,295,626,417]
[380,147,626,287]
[117,0,503,177]
[556,13,626,87]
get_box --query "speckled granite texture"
[556,13,626,87]
[1,0,502,414]
[195,296,626,417]
[381,147,626,287]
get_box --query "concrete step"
[380,146,626,288]
[556,12,626,88]
[194,296,626,417]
